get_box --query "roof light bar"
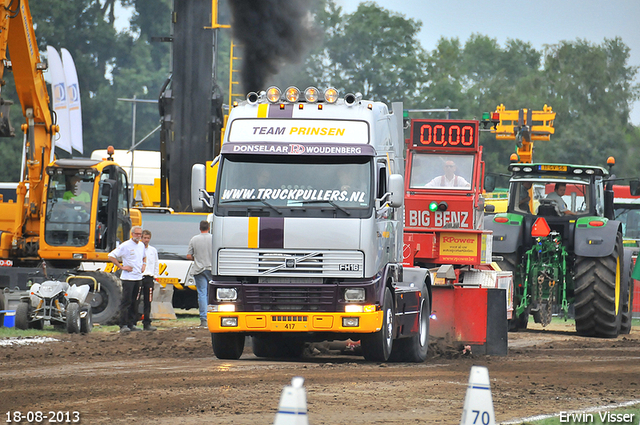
[266,86,281,103]
[304,87,319,103]
[324,88,338,104]
[285,86,300,102]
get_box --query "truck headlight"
[217,287,238,301]
[221,317,238,327]
[344,288,365,302]
[342,317,359,327]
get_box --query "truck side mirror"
[630,180,640,196]
[388,174,404,208]
[484,175,496,193]
[191,164,207,212]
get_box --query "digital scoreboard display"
[411,119,479,150]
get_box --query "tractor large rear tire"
[574,233,623,338]
[76,271,122,325]
[620,249,634,335]
[361,287,394,362]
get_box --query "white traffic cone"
[460,366,495,425]
[274,376,308,425]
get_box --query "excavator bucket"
[0,100,15,137]
[151,282,176,320]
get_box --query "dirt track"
[1,321,639,425]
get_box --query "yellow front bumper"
[207,310,383,333]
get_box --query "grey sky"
[336,0,640,125]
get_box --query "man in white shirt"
[108,226,146,333]
[140,229,159,331]
[425,160,470,188]
[187,220,213,328]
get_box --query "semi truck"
[192,86,431,362]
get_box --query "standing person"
[187,220,213,328]
[140,229,158,331]
[108,226,146,333]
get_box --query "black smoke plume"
[228,0,317,93]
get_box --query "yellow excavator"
[0,0,140,325]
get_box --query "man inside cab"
[545,183,576,215]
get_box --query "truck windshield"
[409,153,473,190]
[44,171,94,247]
[216,155,373,216]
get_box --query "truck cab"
[194,87,431,362]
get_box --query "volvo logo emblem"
[285,258,296,268]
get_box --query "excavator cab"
[39,159,134,264]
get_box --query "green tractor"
[485,162,636,337]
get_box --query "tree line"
[0,0,637,181]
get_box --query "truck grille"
[244,285,337,312]
[218,249,364,278]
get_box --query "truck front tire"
[362,287,394,362]
[211,333,245,359]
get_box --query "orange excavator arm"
[0,0,57,254]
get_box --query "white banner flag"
[61,48,83,154]
[47,46,72,154]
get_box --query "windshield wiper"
[219,198,281,214]
[299,200,351,216]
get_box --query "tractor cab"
[489,163,608,254]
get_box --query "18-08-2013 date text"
[5,411,80,423]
